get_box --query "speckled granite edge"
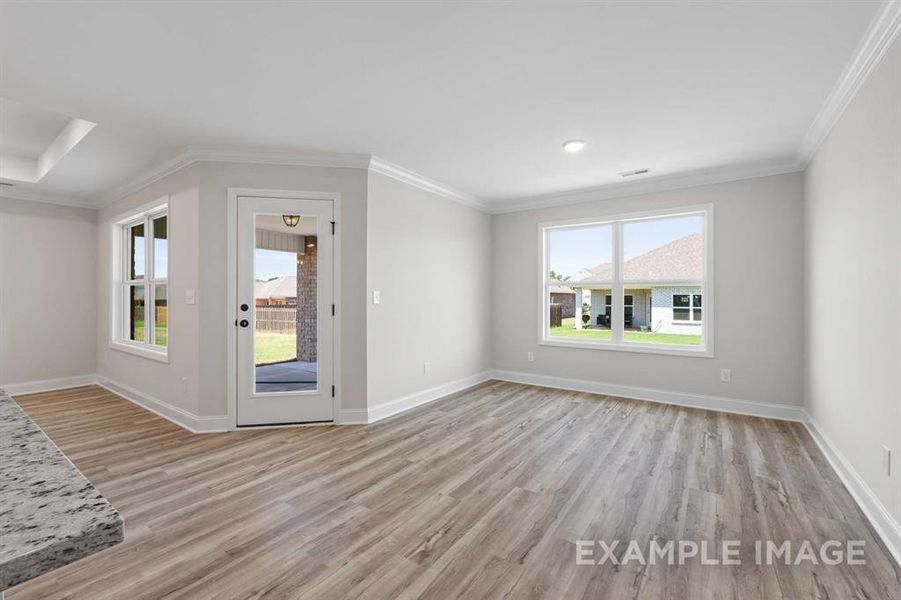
[0,389,124,591]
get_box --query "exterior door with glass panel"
[236,196,334,426]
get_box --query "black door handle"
[239,319,249,328]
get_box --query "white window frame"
[538,204,714,358]
[110,197,169,362]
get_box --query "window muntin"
[116,205,168,355]
[541,207,711,355]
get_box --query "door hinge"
[331,385,335,398]
[330,221,335,235]
[331,303,335,316]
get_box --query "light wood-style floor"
[8,383,899,599]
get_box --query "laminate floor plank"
[6,382,899,599]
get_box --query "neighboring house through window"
[111,198,169,361]
[541,205,713,356]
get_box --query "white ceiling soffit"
[0,101,96,184]
[1,1,897,214]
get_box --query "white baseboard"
[336,408,369,425]
[489,369,806,422]
[2,374,99,397]
[366,371,493,424]
[803,414,901,567]
[96,377,230,433]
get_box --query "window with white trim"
[541,206,712,356]
[673,293,702,322]
[113,203,168,357]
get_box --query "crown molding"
[368,156,488,212]
[97,147,196,207]
[96,145,489,212]
[0,186,97,210]
[797,0,901,166]
[98,145,372,207]
[486,158,804,215]
[187,145,371,170]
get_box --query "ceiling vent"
[619,168,649,178]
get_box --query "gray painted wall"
[0,198,98,386]
[366,171,492,409]
[96,161,369,417]
[804,38,900,522]
[492,172,805,407]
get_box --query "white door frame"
[226,187,342,429]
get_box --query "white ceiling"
[0,98,71,159]
[0,1,888,209]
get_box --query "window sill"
[110,341,169,364]
[539,337,713,358]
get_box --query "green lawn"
[550,317,701,346]
[132,321,167,346]
[134,323,297,362]
[255,332,297,365]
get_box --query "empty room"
[1,1,899,598]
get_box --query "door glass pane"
[623,215,702,281]
[547,224,613,283]
[253,214,318,393]
[129,285,146,341]
[154,284,167,347]
[130,223,145,279]
[153,216,168,278]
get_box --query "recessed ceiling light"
[562,140,587,153]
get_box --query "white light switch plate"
[185,289,195,305]
[372,290,381,305]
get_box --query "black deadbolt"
[239,319,249,328]
[240,303,249,311]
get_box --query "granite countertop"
[0,389,123,591]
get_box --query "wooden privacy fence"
[549,303,563,327]
[256,306,297,333]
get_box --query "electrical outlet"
[883,446,892,476]
[527,352,534,362]
[720,368,731,383]
[424,362,431,375]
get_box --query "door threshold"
[236,419,334,429]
